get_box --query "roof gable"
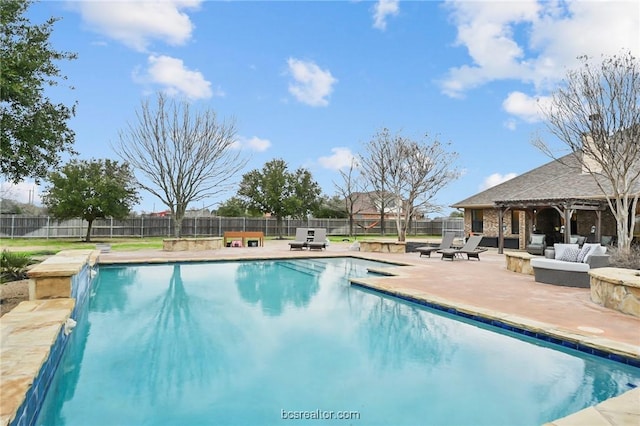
[451,153,638,208]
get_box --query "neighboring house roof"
[452,153,640,208]
[348,191,402,215]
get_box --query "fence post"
[140,215,144,238]
[10,214,15,239]
[47,216,50,239]
[110,217,114,239]
[243,217,246,232]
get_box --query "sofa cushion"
[554,243,579,260]
[530,258,591,273]
[582,243,606,263]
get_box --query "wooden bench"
[223,231,264,247]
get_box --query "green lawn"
[0,237,165,255]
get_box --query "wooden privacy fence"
[0,215,464,240]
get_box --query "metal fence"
[0,215,464,240]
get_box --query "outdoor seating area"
[415,232,456,257]
[288,228,327,250]
[437,235,488,260]
[530,243,610,288]
[526,234,546,255]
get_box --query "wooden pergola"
[494,198,608,254]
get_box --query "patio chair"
[438,235,487,260]
[288,228,308,250]
[526,234,546,255]
[307,228,327,250]
[416,232,456,258]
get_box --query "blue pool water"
[36,258,640,426]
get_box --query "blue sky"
[3,0,639,215]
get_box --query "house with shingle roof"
[451,153,640,252]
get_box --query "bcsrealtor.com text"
[281,409,361,421]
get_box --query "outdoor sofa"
[530,243,609,288]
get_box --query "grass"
[0,237,165,255]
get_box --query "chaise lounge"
[416,232,456,258]
[288,228,308,250]
[438,235,487,260]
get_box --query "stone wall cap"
[589,267,640,287]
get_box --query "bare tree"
[115,93,248,237]
[387,133,459,242]
[534,51,640,253]
[333,158,365,236]
[360,129,459,242]
[359,129,394,235]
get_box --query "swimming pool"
[36,258,640,425]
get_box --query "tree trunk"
[276,216,283,239]
[174,216,183,238]
[85,219,94,242]
[348,215,354,237]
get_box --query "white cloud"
[318,147,355,171]
[502,91,553,123]
[74,0,201,52]
[479,172,517,191]
[441,1,640,97]
[287,58,337,107]
[239,136,271,152]
[373,0,400,31]
[136,55,214,100]
[503,118,517,131]
[0,181,41,205]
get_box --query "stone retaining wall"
[589,267,640,318]
[162,237,223,251]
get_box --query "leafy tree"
[42,159,140,242]
[238,159,321,237]
[449,210,464,218]
[535,51,640,253]
[1,0,77,183]
[114,93,247,237]
[216,196,261,217]
[313,195,349,219]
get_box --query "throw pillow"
[558,246,580,262]
[576,245,591,263]
[581,243,603,263]
[554,243,579,260]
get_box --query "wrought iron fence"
[0,215,464,239]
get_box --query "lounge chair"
[307,228,327,250]
[526,234,546,255]
[438,235,487,260]
[416,232,456,258]
[288,228,308,250]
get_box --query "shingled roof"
[451,153,638,208]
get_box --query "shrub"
[0,250,35,283]
[608,245,640,270]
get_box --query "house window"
[471,209,483,233]
[511,211,520,234]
